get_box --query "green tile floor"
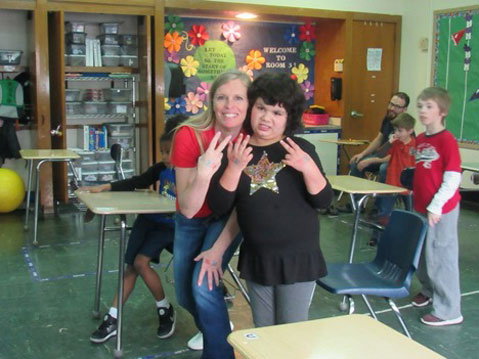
[0,198,477,359]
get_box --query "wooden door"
[341,18,400,173]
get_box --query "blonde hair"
[417,87,451,116]
[391,112,415,130]
[176,69,251,132]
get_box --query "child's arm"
[357,155,390,172]
[194,209,239,290]
[426,171,462,226]
[80,183,111,193]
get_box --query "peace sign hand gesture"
[197,131,231,179]
[280,137,314,173]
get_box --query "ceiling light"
[235,12,258,20]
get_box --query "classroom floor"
[0,197,477,359]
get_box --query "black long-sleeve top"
[110,163,166,191]
[208,137,333,285]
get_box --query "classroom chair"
[110,143,126,180]
[316,209,427,338]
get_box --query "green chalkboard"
[433,7,479,146]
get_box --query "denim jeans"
[350,154,388,183]
[174,212,242,359]
[375,193,412,218]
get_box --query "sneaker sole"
[89,330,117,344]
[421,315,464,326]
[157,311,176,339]
[411,299,432,308]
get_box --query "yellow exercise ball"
[0,168,25,213]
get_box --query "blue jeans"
[350,154,388,183]
[174,213,242,359]
[375,193,412,218]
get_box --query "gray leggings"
[246,280,316,327]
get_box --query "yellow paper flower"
[245,50,266,70]
[164,98,171,111]
[291,63,309,84]
[180,56,200,77]
[164,31,183,53]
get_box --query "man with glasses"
[338,92,410,213]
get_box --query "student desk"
[461,162,479,173]
[326,175,405,263]
[75,190,176,358]
[319,138,369,162]
[228,314,444,359]
[20,149,80,245]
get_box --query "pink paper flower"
[300,80,315,100]
[164,49,180,64]
[222,21,241,43]
[196,82,211,103]
[185,92,204,114]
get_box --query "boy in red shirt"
[411,87,463,327]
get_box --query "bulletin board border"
[432,5,479,150]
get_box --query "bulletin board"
[163,15,316,116]
[433,6,479,148]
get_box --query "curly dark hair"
[244,72,306,136]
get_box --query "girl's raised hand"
[280,137,313,173]
[197,131,231,178]
[227,133,253,172]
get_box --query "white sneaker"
[187,331,203,351]
[187,322,234,351]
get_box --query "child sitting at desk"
[84,114,187,344]
[372,112,416,227]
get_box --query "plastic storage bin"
[66,44,86,55]
[65,102,83,115]
[84,102,108,115]
[83,89,104,102]
[98,34,120,45]
[0,50,22,65]
[103,88,132,102]
[122,159,134,170]
[82,171,99,182]
[302,113,329,126]
[102,55,120,67]
[100,22,120,34]
[65,89,81,102]
[108,136,134,150]
[109,102,132,115]
[119,34,138,46]
[81,161,98,172]
[107,123,134,136]
[120,55,138,68]
[120,45,137,56]
[66,32,86,44]
[65,54,86,66]
[95,150,111,161]
[98,160,115,171]
[65,22,85,33]
[101,45,121,56]
[98,171,116,182]
[123,169,134,179]
[78,151,96,161]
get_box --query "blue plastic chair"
[316,209,427,338]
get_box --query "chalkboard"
[164,15,315,116]
[433,7,479,147]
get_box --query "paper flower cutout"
[300,80,314,100]
[222,21,241,43]
[164,32,183,53]
[196,82,211,103]
[300,41,315,61]
[168,97,186,115]
[238,65,254,81]
[291,63,309,84]
[188,24,210,46]
[185,92,204,114]
[165,15,185,34]
[246,50,266,70]
[284,25,300,45]
[164,98,171,111]
[299,22,316,42]
[180,55,200,77]
[164,49,180,64]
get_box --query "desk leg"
[93,215,107,319]
[24,159,34,231]
[33,160,47,246]
[227,264,250,305]
[347,194,368,263]
[114,215,127,359]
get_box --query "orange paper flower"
[245,49,265,70]
[164,31,183,53]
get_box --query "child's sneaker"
[157,305,176,339]
[187,331,203,351]
[90,314,117,344]
[411,293,432,307]
[421,314,464,326]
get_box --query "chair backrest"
[373,209,427,285]
[110,143,125,180]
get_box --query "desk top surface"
[327,175,405,194]
[319,139,369,146]
[228,314,444,359]
[461,162,479,172]
[20,149,80,160]
[75,190,176,215]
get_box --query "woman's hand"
[197,131,231,179]
[226,133,253,172]
[280,137,314,173]
[194,248,224,290]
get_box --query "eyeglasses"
[389,102,406,109]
